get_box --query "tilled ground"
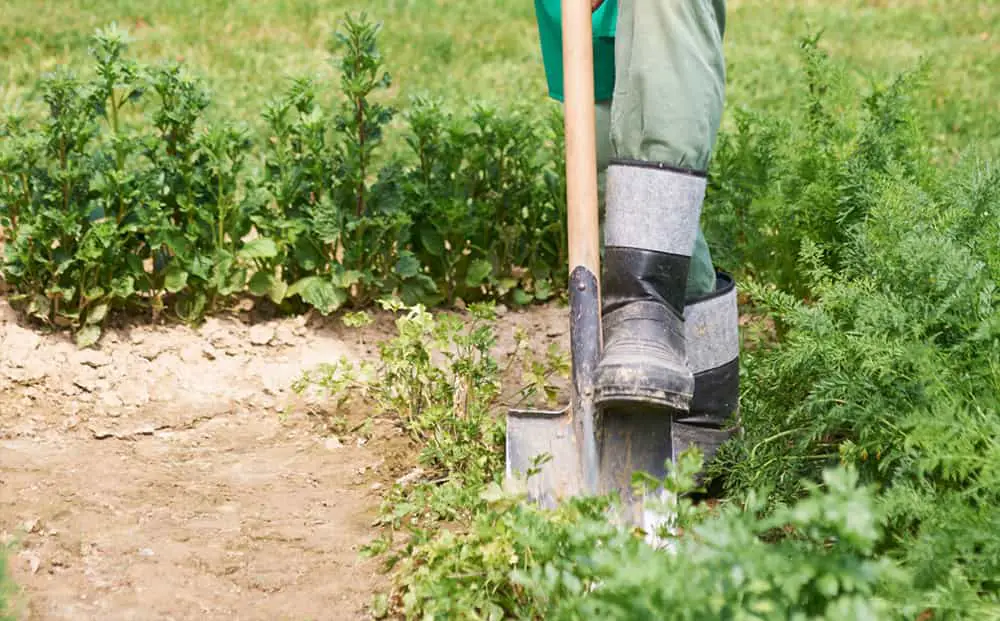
[0,299,412,621]
[0,298,569,621]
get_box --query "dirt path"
[0,300,417,621]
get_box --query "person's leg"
[596,107,714,301]
[594,0,728,412]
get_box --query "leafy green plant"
[705,33,931,297]
[297,296,925,621]
[401,97,567,307]
[2,15,568,333]
[0,38,142,345]
[390,454,913,620]
[139,61,211,317]
[298,300,513,488]
[301,13,431,313]
[254,77,329,309]
[705,35,1000,618]
[715,158,1000,614]
[0,25,271,336]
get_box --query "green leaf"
[512,288,532,306]
[164,265,189,293]
[400,274,439,306]
[268,278,289,305]
[395,252,422,278]
[332,269,363,289]
[465,258,493,287]
[248,270,288,304]
[248,271,274,297]
[497,277,518,295]
[110,275,136,299]
[176,292,208,323]
[419,224,445,255]
[84,286,105,302]
[342,311,374,328]
[86,302,109,325]
[238,237,279,260]
[219,266,248,296]
[816,573,840,598]
[27,294,51,319]
[534,278,553,301]
[370,593,389,620]
[75,324,101,349]
[293,238,323,272]
[287,276,347,315]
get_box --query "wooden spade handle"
[562,0,601,280]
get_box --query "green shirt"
[534,0,618,102]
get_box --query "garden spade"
[505,1,677,528]
[505,0,601,509]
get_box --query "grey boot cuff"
[604,160,707,258]
[680,271,740,427]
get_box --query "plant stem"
[60,136,69,216]
[355,96,366,217]
[217,172,225,250]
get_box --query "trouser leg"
[594,0,728,413]
[610,0,727,171]
[597,100,717,302]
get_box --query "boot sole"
[593,385,692,414]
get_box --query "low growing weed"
[0,551,14,621]
[297,300,549,528]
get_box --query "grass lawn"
[3,0,998,161]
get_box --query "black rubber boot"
[672,271,741,495]
[593,249,694,411]
[593,160,707,414]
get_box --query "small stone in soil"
[100,392,124,409]
[2,325,41,365]
[73,376,106,394]
[117,383,150,407]
[180,344,203,363]
[248,324,275,346]
[139,344,166,361]
[274,324,297,345]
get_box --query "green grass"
[3,0,998,159]
[0,552,14,621]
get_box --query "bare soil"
[0,298,569,621]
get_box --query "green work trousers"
[596,0,727,299]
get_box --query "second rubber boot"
[594,161,708,413]
[672,271,741,491]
